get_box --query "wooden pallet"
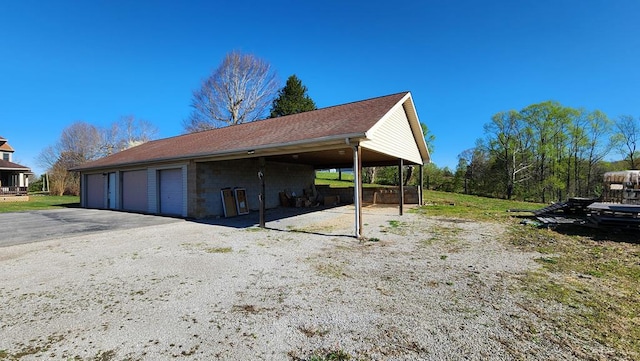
[533,201,570,215]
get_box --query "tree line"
[38,51,317,195]
[364,102,639,205]
[453,101,638,202]
[36,50,637,204]
[38,116,158,195]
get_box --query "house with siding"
[0,136,32,198]
[71,92,430,237]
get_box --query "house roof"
[0,159,31,171]
[0,136,14,152]
[73,92,429,171]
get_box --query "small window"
[2,153,9,161]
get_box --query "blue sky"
[1,0,639,176]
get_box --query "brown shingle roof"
[73,92,409,171]
[0,137,14,152]
[0,159,30,171]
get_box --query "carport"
[72,91,430,238]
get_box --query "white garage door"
[122,170,148,212]
[159,168,183,216]
[86,174,104,209]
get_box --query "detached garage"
[71,92,430,237]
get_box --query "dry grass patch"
[313,262,346,278]
[181,242,232,254]
[508,224,640,360]
[421,224,462,247]
[418,190,639,359]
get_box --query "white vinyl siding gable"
[362,103,424,165]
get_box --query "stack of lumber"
[587,202,640,228]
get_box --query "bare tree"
[38,122,102,195]
[614,115,640,169]
[59,121,104,160]
[119,115,157,148]
[38,118,158,195]
[103,115,158,153]
[184,51,280,132]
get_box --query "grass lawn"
[418,189,543,221]
[418,189,640,359]
[0,195,80,213]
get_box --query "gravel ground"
[0,206,587,360]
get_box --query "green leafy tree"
[484,110,533,199]
[472,101,615,202]
[421,122,435,155]
[584,110,614,194]
[520,101,572,202]
[457,144,493,196]
[613,115,640,169]
[269,74,316,118]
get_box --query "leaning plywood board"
[221,188,237,217]
[234,188,249,215]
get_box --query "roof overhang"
[71,91,430,173]
[72,134,424,173]
[0,167,31,171]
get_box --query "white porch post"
[399,158,404,216]
[419,165,424,205]
[353,144,362,239]
[258,157,266,228]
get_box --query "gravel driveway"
[0,205,582,360]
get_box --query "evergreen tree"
[269,75,316,118]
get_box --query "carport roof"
[72,91,429,171]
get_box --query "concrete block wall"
[316,185,354,203]
[192,159,315,218]
[264,162,316,206]
[187,160,198,218]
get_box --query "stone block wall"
[364,186,420,204]
[316,185,420,205]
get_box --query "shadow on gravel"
[549,223,640,244]
[192,205,355,238]
[263,226,354,239]
[193,206,324,227]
